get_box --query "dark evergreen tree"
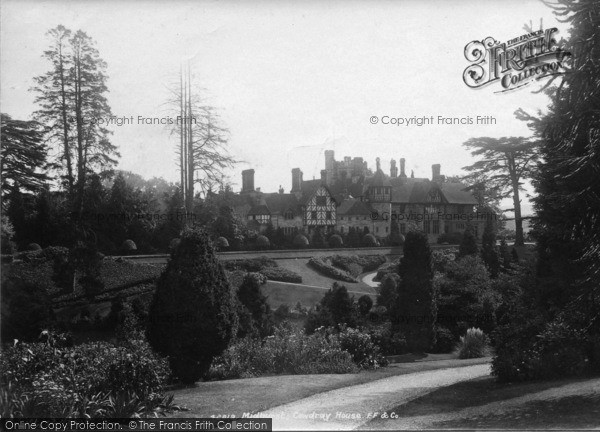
[236,273,273,338]
[357,294,373,316]
[389,218,401,246]
[147,228,238,383]
[458,226,478,258]
[377,273,400,312]
[481,218,500,278]
[395,230,436,352]
[312,228,327,249]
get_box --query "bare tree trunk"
[179,64,185,202]
[58,42,74,195]
[186,62,194,215]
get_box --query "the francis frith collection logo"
[463,27,570,93]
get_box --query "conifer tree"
[148,228,238,383]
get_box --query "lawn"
[363,374,600,430]
[263,280,376,309]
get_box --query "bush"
[308,257,357,283]
[120,239,137,255]
[368,323,408,355]
[357,295,373,316]
[338,327,388,369]
[362,234,377,247]
[147,228,238,383]
[457,328,489,359]
[330,254,387,275]
[293,234,309,248]
[207,326,357,379]
[432,326,456,353]
[237,273,273,338]
[222,256,277,272]
[259,267,302,283]
[329,234,343,248]
[215,236,229,249]
[0,336,172,417]
[26,243,42,251]
[458,228,478,258]
[255,235,270,249]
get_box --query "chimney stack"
[400,158,407,178]
[432,164,441,182]
[320,169,327,184]
[390,159,398,178]
[241,169,255,193]
[291,168,303,193]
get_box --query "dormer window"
[284,210,294,220]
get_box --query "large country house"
[220,150,487,243]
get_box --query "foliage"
[456,327,489,359]
[147,228,238,383]
[362,233,378,247]
[207,325,357,379]
[338,327,388,369]
[458,227,478,258]
[304,283,358,333]
[434,255,500,337]
[432,326,456,354]
[394,231,436,352]
[461,136,539,246]
[0,114,51,198]
[259,266,302,283]
[255,235,270,250]
[293,233,309,248]
[222,256,277,272]
[377,273,400,312]
[357,295,373,316]
[329,234,343,248]
[0,335,172,417]
[236,273,273,338]
[431,248,457,272]
[308,257,357,283]
[330,254,387,275]
[367,323,408,355]
[481,219,500,277]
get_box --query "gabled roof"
[365,169,391,187]
[337,198,373,215]
[263,193,301,215]
[299,180,338,205]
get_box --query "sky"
[1,0,570,215]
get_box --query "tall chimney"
[291,168,303,193]
[400,158,407,178]
[241,169,255,193]
[320,169,327,184]
[390,159,398,178]
[432,164,441,182]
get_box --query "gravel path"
[361,377,600,430]
[256,363,491,431]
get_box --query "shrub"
[357,295,373,316]
[458,228,478,258]
[377,273,400,311]
[308,257,357,283]
[457,328,489,359]
[329,234,343,248]
[26,243,42,251]
[0,336,171,417]
[362,234,377,247]
[432,326,456,353]
[215,236,229,249]
[121,239,137,254]
[338,327,388,369]
[222,256,277,272]
[237,273,273,338]
[374,259,400,281]
[147,228,238,383]
[259,267,302,283]
[368,323,408,355]
[293,234,309,248]
[208,325,357,379]
[395,231,436,353]
[330,254,387,274]
[255,235,270,249]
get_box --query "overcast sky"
[1,0,569,214]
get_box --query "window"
[433,221,439,234]
[316,196,326,206]
[400,223,406,234]
[284,210,294,220]
[340,216,344,221]
[376,227,379,233]
[457,222,465,230]
[326,211,332,220]
[364,216,367,220]
[340,226,344,234]
[386,226,389,233]
[424,220,431,233]
[311,211,317,220]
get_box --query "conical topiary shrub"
[147,228,238,383]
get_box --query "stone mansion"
[223,150,487,243]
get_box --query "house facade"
[222,150,488,244]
